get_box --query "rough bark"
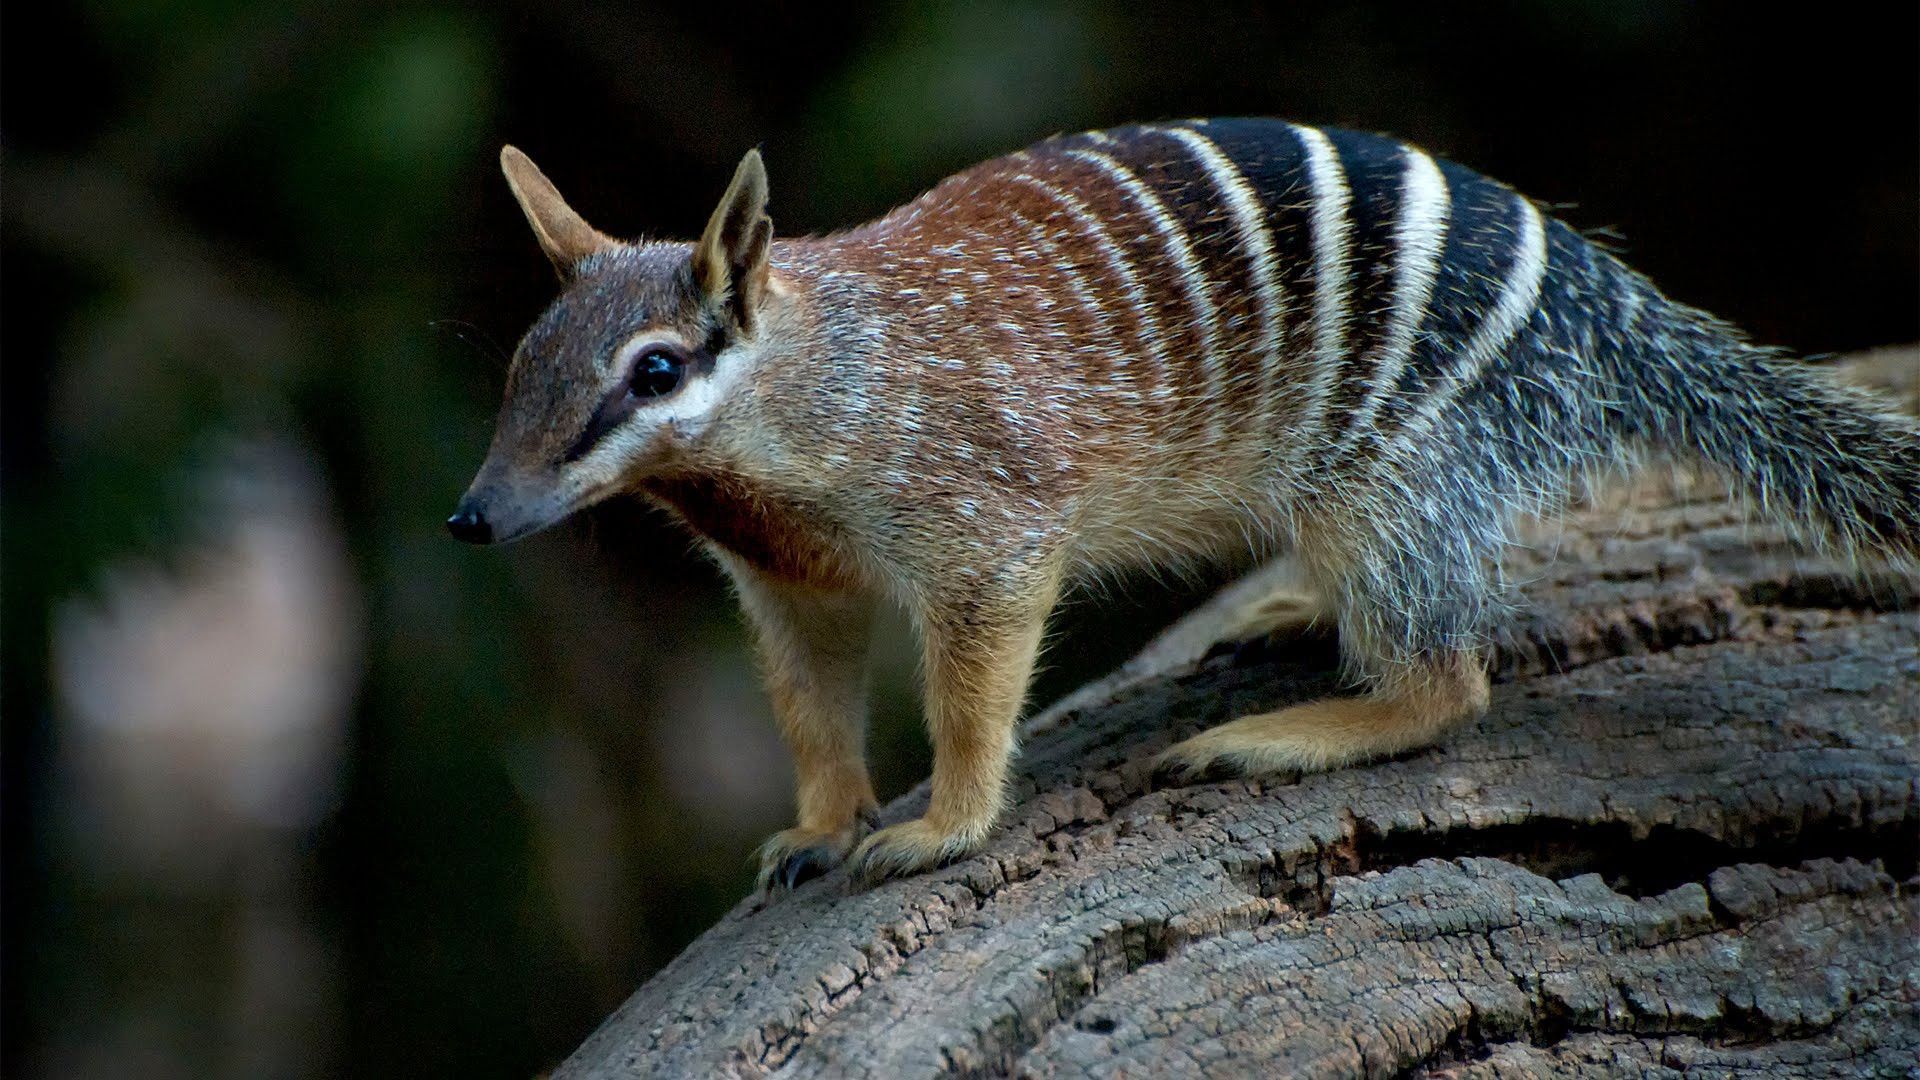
[558,350,1920,1079]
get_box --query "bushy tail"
[1610,300,1920,565]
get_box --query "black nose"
[446,504,493,544]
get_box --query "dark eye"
[630,348,684,399]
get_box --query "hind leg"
[1218,557,1334,644]
[1157,489,1501,781]
[1154,649,1487,780]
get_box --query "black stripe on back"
[1319,128,1411,426]
[1098,125,1268,415]
[1375,161,1527,434]
[1164,119,1320,408]
[1109,125,1254,335]
[1026,130,1210,428]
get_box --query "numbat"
[450,120,1920,890]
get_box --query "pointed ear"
[500,145,615,278]
[691,149,774,331]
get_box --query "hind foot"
[1222,586,1330,643]
[1155,657,1489,783]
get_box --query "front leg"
[848,575,1060,885]
[721,555,880,891]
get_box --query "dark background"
[4,3,1915,1077]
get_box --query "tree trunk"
[557,350,1920,1079]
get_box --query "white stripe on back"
[1401,193,1548,441]
[1161,125,1289,439]
[1002,208,1137,401]
[1292,125,1353,446]
[1004,168,1177,405]
[1342,146,1450,446]
[1063,147,1226,442]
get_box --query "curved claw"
[775,843,837,891]
[756,819,871,896]
[1149,751,1191,789]
[1151,745,1241,788]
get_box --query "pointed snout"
[445,499,494,544]
[446,469,575,547]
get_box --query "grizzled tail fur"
[1583,248,1920,565]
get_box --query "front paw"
[757,820,868,893]
[845,817,989,886]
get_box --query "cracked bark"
[557,349,1920,1079]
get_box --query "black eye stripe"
[562,382,639,463]
[559,339,719,463]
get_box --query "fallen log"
[558,349,1920,1079]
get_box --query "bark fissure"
[1398,980,1910,1080]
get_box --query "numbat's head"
[448,146,791,545]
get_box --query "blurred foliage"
[3,3,1915,1078]
[804,1,1116,204]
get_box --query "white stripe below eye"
[569,327,745,488]
[1162,125,1288,438]
[1063,147,1226,441]
[1402,193,1548,441]
[1292,125,1353,446]
[1342,146,1450,446]
[1006,171,1176,405]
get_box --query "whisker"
[431,318,512,372]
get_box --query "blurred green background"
[3,3,1914,1077]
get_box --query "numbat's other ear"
[692,149,773,331]
[500,145,614,278]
